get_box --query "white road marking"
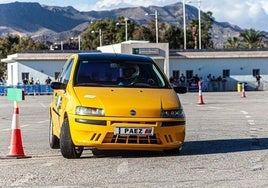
[248,120,255,125]
[240,110,248,114]
[39,102,47,108]
[0,120,49,131]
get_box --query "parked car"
[49,52,186,158]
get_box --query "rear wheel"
[60,118,84,158]
[49,117,60,149]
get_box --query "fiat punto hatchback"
[49,53,186,158]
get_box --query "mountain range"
[0,2,254,48]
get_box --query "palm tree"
[201,11,214,49]
[190,19,199,49]
[189,11,214,49]
[224,37,240,48]
[239,28,265,48]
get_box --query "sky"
[0,0,268,31]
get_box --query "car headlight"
[75,106,105,116]
[161,109,185,118]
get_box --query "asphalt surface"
[0,91,268,187]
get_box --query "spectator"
[217,76,222,91]
[23,77,28,85]
[179,73,186,86]
[203,74,211,91]
[45,77,52,84]
[193,74,200,84]
[211,76,217,91]
[36,79,40,85]
[256,74,261,90]
[0,77,6,85]
[29,77,34,85]
[169,76,177,87]
[222,77,227,91]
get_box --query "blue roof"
[77,52,153,61]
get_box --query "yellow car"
[49,53,186,158]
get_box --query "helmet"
[123,65,140,80]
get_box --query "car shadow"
[181,137,268,156]
[79,137,268,158]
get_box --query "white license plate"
[114,127,154,136]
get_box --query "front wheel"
[60,118,84,158]
[49,117,60,149]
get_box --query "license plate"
[114,127,154,136]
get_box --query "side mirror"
[50,82,66,90]
[173,86,187,94]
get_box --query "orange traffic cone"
[198,81,204,105]
[5,101,30,159]
[241,83,246,98]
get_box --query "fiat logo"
[130,110,136,116]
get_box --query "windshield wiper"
[75,83,105,87]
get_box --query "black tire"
[49,117,60,149]
[60,118,84,158]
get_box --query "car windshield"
[74,58,168,88]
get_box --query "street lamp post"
[125,18,128,41]
[183,0,186,49]
[198,0,201,49]
[99,29,102,46]
[155,10,159,43]
[116,17,129,41]
[145,10,159,43]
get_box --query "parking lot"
[0,91,268,187]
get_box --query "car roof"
[76,52,153,62]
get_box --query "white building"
[1,42,268,91]
[169,49,268,91]
[1,52,77,85]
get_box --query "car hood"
[73,87,180,118]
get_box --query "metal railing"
[0,84,53,96]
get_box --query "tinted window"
[74,58,168,88]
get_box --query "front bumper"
[68,114,185,151]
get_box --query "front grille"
[110,121,156,125]
[90,133,102,141]
[161,121,185,127]
[164,134,173,143]
[103,133,160,144]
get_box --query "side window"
[252,69,260,77]
[58,58,74,84]
[186,70,193,81]
[22,72,29,80]
[222,69,230,78]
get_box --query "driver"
[119,65,140,85]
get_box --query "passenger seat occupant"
[119,65,140,85]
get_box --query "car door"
[51,57,75,135]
